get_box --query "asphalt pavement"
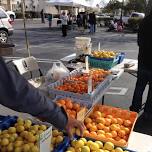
[2,19,152,136]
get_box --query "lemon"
[22,144,30,152]
[7,143,14,151]
[67,147,75,152]
[80,138,87,144]
[75,139,84,148]
[16,125,25,133]
[8,127,16,134]
[1,138,9,146]
[17,118,24,125]
[95,141,103,148]
[81,145,90,152]
[39,125,47,131]
[104,142,114,151]
[14,147,22,152]
[14,140,23,147]
[31,145,39,152]
[90,142,99,151]
[115,147,124,152]
[52,130,59,137]
[56,135,63,144]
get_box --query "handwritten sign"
[85,56,89,73]
[88,75,92,94]
[39,126,52,152]
[77,108,87,121]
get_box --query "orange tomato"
[97,130,105,135]
[73,103,80,112]
[124,120,132,127]
[111,130,117,138]
[118,139,127,146]
[66,102,73,109]
[93,111,102,118]
[84,118,92,124]
[115,136,121,141]
[105,118,112,126]
[118,130,126,138]
[85,122,92,129]
[96,117,105,125]
[117,118,123,125]
[105,132,113,138]
[90,131,97,137]
[90,125,97,132]
[97,123,105,130]
[58,99,65,105]
[106,115,113,119]
[83,130,90,136]
[103,126,110,133]
[111,118,118,124]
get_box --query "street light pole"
[22,0,31,57]
[120,0,124,25]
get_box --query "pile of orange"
[56,98,83,119]
[83,105,137,147]
[55,69,111,94]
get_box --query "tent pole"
[22,0,31,57]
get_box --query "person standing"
[130,10,152,118]
[61,12,69,37]
[48,14,53,28]
[40,9,45,23]
[89,12,96,33]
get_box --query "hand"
[66,117,85,138]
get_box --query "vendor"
[0,44,85,137]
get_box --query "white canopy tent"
[47,0,104,8]
[46,0,89,7]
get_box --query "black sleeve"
[0,57,68,130]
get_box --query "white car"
[0,8,14,43]
[6,10,16,20]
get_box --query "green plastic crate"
[89,55,119,70]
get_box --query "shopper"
[40,9,45,23]
[89,12,96,33]
[130,10,152,118]
[48,14,53,28]
[0,45,85,137]
[61,11,69,37]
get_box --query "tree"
[105,0,122,14]
[124,0,146,13]
[145,0,152,15]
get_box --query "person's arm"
[0,57,68,130]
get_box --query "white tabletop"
[113,59,138,73]
[128,131,152,152]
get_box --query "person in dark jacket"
[0,46,85,137]
[89,12,96,33]
[130,10,152,118]
[40,9,45,23]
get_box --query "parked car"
[0,8,14,43]
[6,10,16,20]
[114,12,145,25]
[0,6,16,21]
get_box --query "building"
[0,0,58,14]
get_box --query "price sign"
[88,75,92,94]
[77,107,87,121]
[39,126,52,152]
[85,56,89,73]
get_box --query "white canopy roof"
[46,0,89,7]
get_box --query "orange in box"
[83,105,138,147]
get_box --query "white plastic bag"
[46,62,70,82]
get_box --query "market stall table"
[128,131,152,152]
